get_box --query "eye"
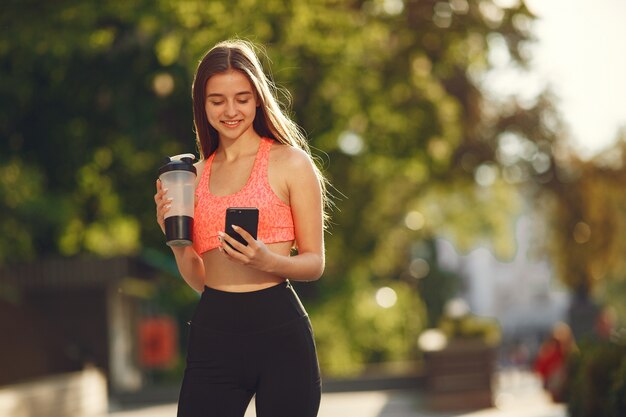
[209,101,224,106]
[237,99,249,104]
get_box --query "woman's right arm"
[155,179,206,293]
[169,246,205,293]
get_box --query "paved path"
[102,370,566,417]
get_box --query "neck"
[217,134,262,162]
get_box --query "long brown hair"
[191,39,332,227]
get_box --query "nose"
[224,100,237,117]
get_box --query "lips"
[222,120,241,128]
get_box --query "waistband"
[190,280,308,334]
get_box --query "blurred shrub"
[610,356,626,417]
[438,314,501,347]
[567,340,626,417]
[310,280,426,377]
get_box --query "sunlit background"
[502,0,626,157]
[1,1,625,416]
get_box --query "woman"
[154,39,328,417]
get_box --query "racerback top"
[193,138,295,254]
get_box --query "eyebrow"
[206,91,254,98]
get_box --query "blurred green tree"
[531,133,626,337]
[1,0,554,374]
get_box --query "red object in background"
[533,322,576,403]
[138,316,178,368]
[533,337,564,382]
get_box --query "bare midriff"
[201,240,294,292]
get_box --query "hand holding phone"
[224,207,259,251]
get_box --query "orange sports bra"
[193,138,295,254]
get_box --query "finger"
[223,244,249,263]
[219,232,249,256]
[231,225,256,246]
[156,198,171,213]
[156,179,165,197]
[218,238,239,259]
[156,188,172,204]
[156,199,171,220]
[154,187,169,203]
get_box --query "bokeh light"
[418,329,448,352]
[375,286,398,308]
[405,211,425,231]
[338,131,365,156]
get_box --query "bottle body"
[159,166,196,246]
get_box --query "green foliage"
[438,314,501,347]
[609,356,626,417]
[535,138,626,296]
[593,278,626,349]
[1,0,545,375]
[610,357,626,417]
[310,277,427,376]
[413,239,461,327]
[567,341,626,417]
[413,179,521,259]
[0,159,46,262]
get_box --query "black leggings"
[177,281,321,417]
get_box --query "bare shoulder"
[270,142,315,173]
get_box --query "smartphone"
[225,207,259,250]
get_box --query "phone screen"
[225,207,259,249]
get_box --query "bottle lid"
[158,153,197,176]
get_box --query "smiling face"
[204,69,259,143]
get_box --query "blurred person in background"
[155,39,330,417]
[533,321,576,403]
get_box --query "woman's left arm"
[219,147,325,281]
[268,147,325,280]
